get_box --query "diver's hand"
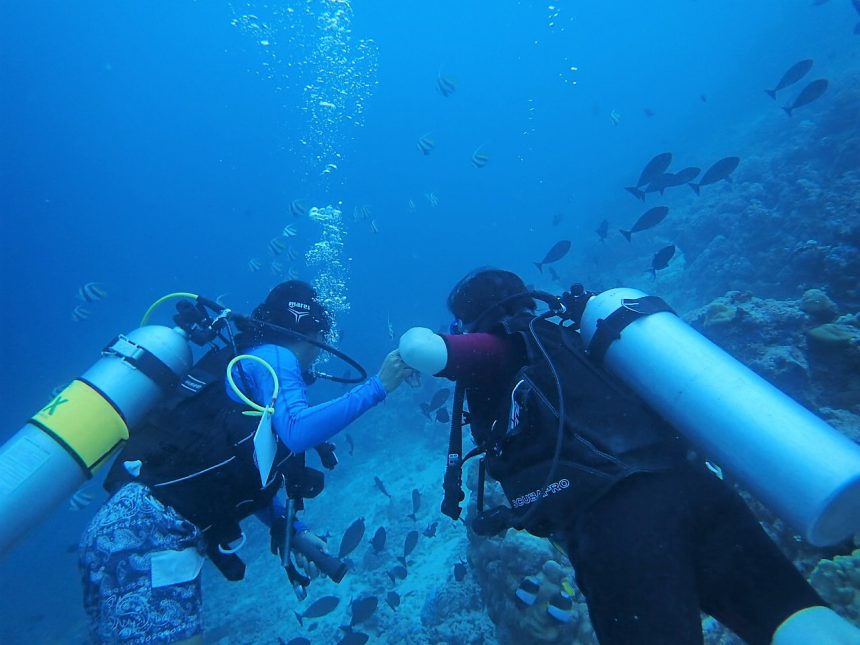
[377,350,412,394]
[405,370,422,388]
[294,532,328,580]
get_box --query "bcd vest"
[467,315,687,537]
[103,345,300,579]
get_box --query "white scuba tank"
[579,287,860,547]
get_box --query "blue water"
[1,1,857,643]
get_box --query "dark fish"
[673,166,701,185]
[428,388,450,410]
[645,167,701,195]
[285,639,311,645]
[437,74,457,97]
[435,407,450,424]
[855,0,860,34]
[765,59,813,99]
[401,530,420,565]
[345,433,354,455]
[337,632,369,645]
[699,94,708,103]
[387,565,408,583]
[408,489,421,521]
[625,152,672,200]
[295,595,340,626]
[422,522,438,537]
[350,596,378,627]
[643,172,676,195]
[454,560,467,582]
[370,526,386,552]
[416,132,435,155]
[619,206,669,242]
[650,245,676,278]
[374,476,392,499]
[782,79,828,116]
[643,107,655,117]
[338,518,365,559]
[596,219,609,242]
[386,591,401,610]
[533,240,571,273]
[552,212,563,226]
[419,402,432,418]
[690,157,739,194]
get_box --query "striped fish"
[69,488,95,511]
[290,199,308,217]
[269,236,287,255]
[77,282,108,303]
[72,305,91,322]
[471,146,489,168]
[416,133,435,155]
[436,74,457,97]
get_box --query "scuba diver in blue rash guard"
[399,268,860,645]
[79,281,412,645]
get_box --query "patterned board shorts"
[79,483,206,644]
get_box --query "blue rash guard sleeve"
[226,344,386,453]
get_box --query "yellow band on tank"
[32,380,129,472]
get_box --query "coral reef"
[463,469,597,645]
[685,290,860,413]
[810,550,860,625]
[799,288,840,322]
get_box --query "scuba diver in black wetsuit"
[78,281,413,645]
[398,268,860,645]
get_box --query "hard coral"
[809,550,860,625]
[807,323,859,350]
[799,289,839,322]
